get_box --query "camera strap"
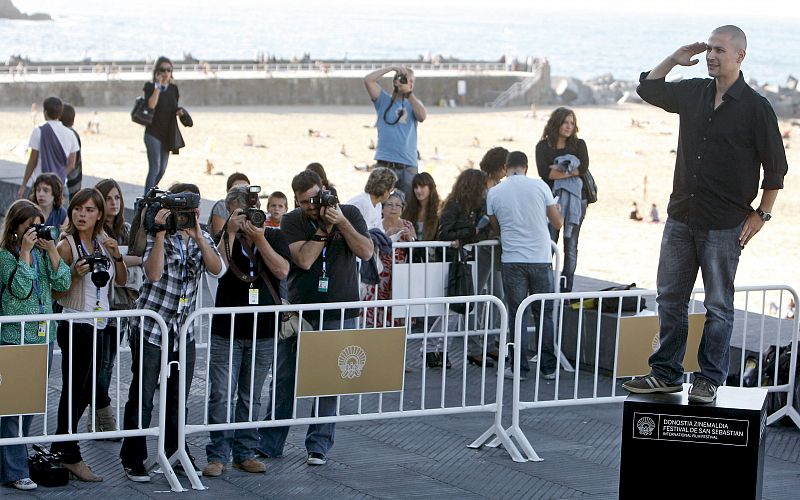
[174,235,189,307]
[75,235,103,310]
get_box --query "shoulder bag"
[581,169,598,204]
[131,96,154,126]
[447,247,475,315]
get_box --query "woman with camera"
[142,56,186,195]
[535,107,590,293]
[0,200,70,491]
[83,179,143,434]
[50,188,127,482]
[28,173,67,228]
[202,186,290,477]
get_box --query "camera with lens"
[243,185,267,227]
[83,251,111,288]
[395,73,408,85]
[309,190,339,208]
[31,224,59,241]
[140,188,200,234]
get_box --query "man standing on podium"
[623,25,788,403]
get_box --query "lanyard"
[240,241,256,278]
[31,249,45,314]
[175,235,189,299]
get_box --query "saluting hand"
[670,42,708,67]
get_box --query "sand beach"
[0,103,797,303]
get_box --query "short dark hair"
[60,103,76,127]
[43,96,63,120]
[168,183,200,195]
[291,170,322,196]
[30,173,64,209]
[506,151,528,168]
[226,172,250,191]
[268,191,288,204]
[479,146,509,176]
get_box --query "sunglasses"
[158,67,173,73]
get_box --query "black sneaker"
[688,377,718,404]
[174,454,201,476]
[622,374,682,394]
[306,452,327,466]
[124,462,151,483]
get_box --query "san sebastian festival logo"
[338,345,367,380]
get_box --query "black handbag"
[581,169,598,204]
[28,444,69,487]
[447,248,474,315]
[131,96,154,126]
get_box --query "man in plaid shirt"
[120,184,225,482]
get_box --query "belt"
[377,160,413,169]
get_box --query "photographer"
[364,66,426,199]
[202,186,290,477]
[52,188,128,482]
[257,170,372,467]
[0,200,70,491]
[119,183,224,482]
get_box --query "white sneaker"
[503,368,527,381]
[529,354,539,363]
[11,478,37,490]
[542,371,557,380]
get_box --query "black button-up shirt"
[637,71,787,229]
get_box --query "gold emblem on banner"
[297,327,406,397]
[617,314,704,378]
[0,344,49,416]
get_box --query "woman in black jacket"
[142,56,186,195]
[429,169,491,368]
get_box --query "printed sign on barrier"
[616,314,705,377]
[296,327,407,397]
[0,344,49,416]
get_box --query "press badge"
[249,287,260,305]
[318,276,329,293]
[37,321,47,337]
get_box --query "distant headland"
[0,0,51,20]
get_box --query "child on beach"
[266,191,288,228]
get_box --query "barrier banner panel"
[0,343,49,416]
[296,327,406,397]
[617,314,704,377]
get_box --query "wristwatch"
[311,234,328,242]
[755,208,772,222]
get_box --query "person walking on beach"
[60,103,83,199]
[623,25,788,404]
[364,66,427,199]
[142,57,186,195]
[18,97,79,199]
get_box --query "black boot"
[426,352,443,368]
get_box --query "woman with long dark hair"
[0,200,70,491]
[402,172,441,257]
[50,188,127,482]
[142,56,186,195]
[535,107,590,292]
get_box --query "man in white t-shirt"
[17,96,80,199]
[487,151,563,381]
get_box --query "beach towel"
[39,123,68,182]
[553,154,584,239]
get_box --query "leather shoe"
[467,355,495,368]
[486,350,500,361]
[62,460,103,482]
[426,352,443,368]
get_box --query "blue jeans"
[650,218,742,386]
[119,336,196,465]
[502,263,557,374]
[258,317,357,458]
[549,200,587,292]
[144,133,170,195]
[386,165,418,201]
[95,328,118,410]
[206,335,273,464]
[0,342,52,483]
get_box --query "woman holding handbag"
[0,200,71,491]
[535,107,591,293]
[142,56,190,195]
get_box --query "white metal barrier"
[485,285,800,462]
[174,296,521,490]
[0,310,187,491]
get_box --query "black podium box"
[620,385,768,499]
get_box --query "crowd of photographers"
[0,62,575,490]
